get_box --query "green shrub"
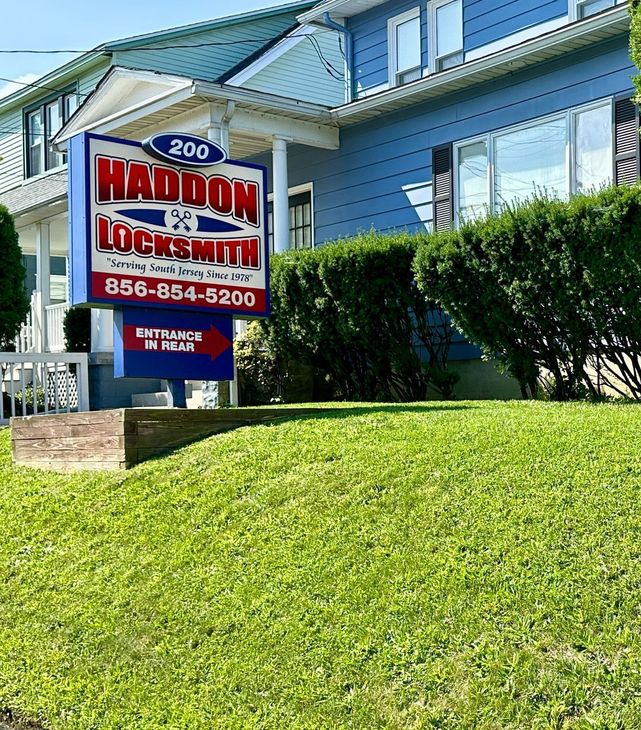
[63,306,91,353]
[0,206,29,350]
[235,321,285,405]
[414,186,641,400]
[266,231,457,402]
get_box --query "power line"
[0,30,338,55]
[0,29,344,103]
[305,35,343,81]
[0,76,91,98]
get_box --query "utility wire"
[0,30,338,54]
[0,75,91,98]
[0,30,344,103]
[305,35,343,81]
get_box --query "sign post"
[69,131,269,406]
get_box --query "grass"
[1,401,641,728]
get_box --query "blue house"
[0,0,634,409]
[287,0,631,242]
[266,0,632,394]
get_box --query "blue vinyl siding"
[347,0,570,95]
[252,36,632,245]
[464,0,568,51]
[251,35,632,364]
[111,13,303,82]
[348,0,428,93]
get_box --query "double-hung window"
[267,185,314,252]
[388,8,422,86]
[25,90,78,177]
[455,100,613,223]
[429,0,463,72]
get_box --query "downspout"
[321,12,354,103]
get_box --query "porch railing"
[0,352,90,425]
[14,294,70,354]
[16,309,36,353]
[45,302,70,353]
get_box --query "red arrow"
[123,324,232,361]
[202,325,232,361]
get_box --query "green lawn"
[1,402,641,729]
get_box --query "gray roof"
[0,172,68,216]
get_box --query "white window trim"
[569,0,622,22]
[428,0,463,75]
[387,7,422,88]
[453,98,613,226]
[267,182,315,249]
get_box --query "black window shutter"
[614,96,640,186]
[433,144,453,231]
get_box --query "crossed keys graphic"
[171,209,192,232]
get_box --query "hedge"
[414,186,641,400]
[63,306,91,353]
[264,231,457,402]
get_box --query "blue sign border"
[69,131,271,319]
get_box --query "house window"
[455,101,613,223]
[21,254,68,302]
[388,8,422,86]
[268,186,314,252]
[493,117,567,208]
[573,0,616,20]
[25,90,78,178]
[429,0,463,72]
[573,104,613,192]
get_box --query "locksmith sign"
[69,132,269,318]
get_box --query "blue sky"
[0,0,285,97]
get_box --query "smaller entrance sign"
[113,308,234,381]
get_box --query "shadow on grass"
[132,403,476,469]
[252,402,478,430]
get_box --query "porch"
[15,214,70,354]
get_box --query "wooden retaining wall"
[11,407,330,472]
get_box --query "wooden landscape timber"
[10,407,331,472]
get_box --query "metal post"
[166,379,187,409]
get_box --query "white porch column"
[35,222,51,352]
[272,137,289,253]
[90,310,113,353]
